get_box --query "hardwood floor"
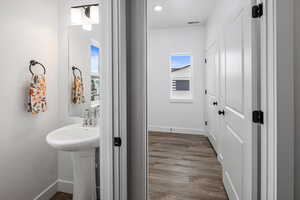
[149,132,228,200]
[50,192,72,200]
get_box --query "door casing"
[124,0,295,199]
[100,0,127,200]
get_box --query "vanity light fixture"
[70,4,99,29]
[153,5,163,12]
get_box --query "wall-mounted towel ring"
[72,66,83,79]
[29,60,46,76]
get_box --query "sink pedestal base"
[72,150,96,200]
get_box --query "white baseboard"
[33,180,58,200]
[57,179,73,194]
[148,126,207,136]
[33,179,73,200]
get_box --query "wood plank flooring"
[50,192,72,200]
[149,132,228,200]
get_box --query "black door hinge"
[205,89,207,95]
[253,110,264,124]
[205,121,208,126]
[205,58,207,64]
[114,137,122,147]
[252,3,263,18]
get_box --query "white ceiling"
[148,0,217,29]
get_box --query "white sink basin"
[46,124,99,151]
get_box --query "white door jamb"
[260,0,294,199]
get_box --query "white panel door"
[219,1,257,200]
[205,43,220,152]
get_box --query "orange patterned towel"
[72,76,85,104]
[27,74,47,114]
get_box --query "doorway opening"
[147,0,260,199]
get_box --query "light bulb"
[153,5,163,12]
[82,24,92,31]
[90,6,99,24]
[71,8,82,25]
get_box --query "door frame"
[125,0,295,199]
[112,0,128,199]
[260,0,294,199]
[99,0,113,199]
[101,0,127,200]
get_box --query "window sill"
[169,99,193,103]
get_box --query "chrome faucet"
[82,106,100,127]
[90,106,100,127]
[83,109,90,127]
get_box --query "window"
[90,45,100,107]
[170,55,193,101]
[172,80,190,91]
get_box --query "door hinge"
[253,110,264,124]
[114,137,122,147]
[205,121,208,126]
[205,89,207,95]
[205,58,207,64]
[252,3,263,18]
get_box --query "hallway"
[149,132,228,200]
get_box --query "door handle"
[213,101,218,106]
[218,110,225,116]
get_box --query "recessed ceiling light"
[153,5,163,12]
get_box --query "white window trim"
[169,53,194,102]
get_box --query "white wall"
[294,0,300,198]
[276,0,295,198]
[0,0,59,199]
[148,27,205,133]
[206,0,244,48]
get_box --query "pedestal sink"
[46,124,99,200]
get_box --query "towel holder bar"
[72,66,83,79]
[29,60,46,75]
